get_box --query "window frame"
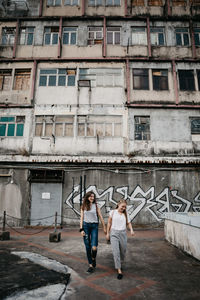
[132,69,149,90]
[19,27,34,46]
[0,70,12,91]
[190,117,200,135]
[150,27,165,46]
[47,0,61,6]
[194,28,200,47]
[152,69,169,91]
[44,27,59,45]
[88,27,103,45]
[178,69,195,91]
[1,27,16,46]
[13,69,31,91]
[175,28,190,46]
[107,27,120,45]
[64,0,79,5]
[0,116,25,137]
[131,27,147,46]
[39,69,76,87]
[62,27,77,45]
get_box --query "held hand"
[131,230,135,236]
[81,230,85,237]
[103,227,107,235]
[106,233,110,241]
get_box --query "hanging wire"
[6,214,55,222]
[5,222,55,235]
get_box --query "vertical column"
[39,0,43,17]
[103,16,107,57]
[146,17,151,58]
[31,60,38,103]
[172,60,179,105]
[126,59,131,104]
[82,0,85,16]
[190,20,196,59]
[125,0,128,16]
[13,19,19,58]
[167,0,171,17]
[58,16,63,58]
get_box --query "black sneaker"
[92,259,96,268]
[117,273,123,280]
[87,266,94,273]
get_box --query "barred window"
[134,116,150,140]
[0,116,25,137]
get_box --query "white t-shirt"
[84,203,98,223]
[109,209,130,231]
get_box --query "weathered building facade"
[1,0,200,227]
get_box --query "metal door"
[30,183,62,226]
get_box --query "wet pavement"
[0,226,200,299]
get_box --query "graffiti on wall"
[65,185,200,221]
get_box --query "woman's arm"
[97,207,107,234]
[127,222,135,236]
[80,208,85,236]
[106,216,112,240]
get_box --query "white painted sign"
[42,192,51,200]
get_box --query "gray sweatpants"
[110,229,127,269]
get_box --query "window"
[106,0,120,5]
[132,0,145,5]
[39,69,76,87]
[172,0,187,6]
[64,0,79,5]
[150,28,165,46]
[148,0,162,5]
[194,28,200,46]
[44,27,59,45]
[35,115,74,137]
[63,27,77,45]
[152,70,168,90]
[88,27,103,45]
[0,70,12,91]
[133,69,149,90]
[131,27,147,45]
[0,116,25,137]
[1,28,16,45]
[77,115,122,137]
[191,118,200,134]
[19,27,34,45]
[134,116,150,140]
[107,27,120,45]
[88,0,103,5]
[175,28,190,46]
[47,0,61,6]
[79,68,122,87]
[178,70,195,91]
[13,69,31,90]
[197,70,200,90]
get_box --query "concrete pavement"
[0,226,200,299]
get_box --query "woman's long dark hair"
[116,199,128,225]
[82,191,96,211]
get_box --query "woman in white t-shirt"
[106,199,134,280]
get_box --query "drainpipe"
[58,16,63,58]
[39,0,43,17]
[31,60,37,104]
[125,0,128,16]
[190,20,196,59]
[103,16,106,57]
[172,60,179,105]
[126,59,131,105]
[82,0,85,16]
[13,19,19,58]
[146,17,151,58]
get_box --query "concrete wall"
[1,164,200,226]
[129,108,200,156]
[164,213,200,261]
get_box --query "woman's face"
[118,202,127,213]
[88,193,95,203]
